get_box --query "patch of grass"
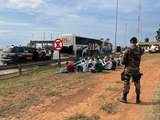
[0,68,92,97]
[0,67,55,96]
[106,85,122,92]
[145,84,160,120]
[44,76,90,97]
[0,94,43,118]
[101,102,120,114]
[89,115,100,120]
[0,96,5,102]
[65,113,100,120]
[44,88,61,96]
[115,80,123,83]
[0,66,94,118]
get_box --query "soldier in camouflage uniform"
[118,37,144,104]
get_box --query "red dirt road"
[10,54,160,120]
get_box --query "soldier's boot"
[117,94,127,103]
[136,94,141,104]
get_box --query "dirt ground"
[1,53,160,120]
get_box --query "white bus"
[53,34,112,59]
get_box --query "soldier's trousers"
[123,74,141,94]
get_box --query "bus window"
[60,46,74,55]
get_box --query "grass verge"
[106,85,122,92]
[0,94,43,118]
[65,113,100,120]
[101,102,120,114]
[0,66,93,118]
[145,84,160,120]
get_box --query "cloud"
[6,0,45,13]
[0,0,159,47]
[76,0,138,13]
[1,0,138,19]
[0,19,31,26]
[0,30,12,34]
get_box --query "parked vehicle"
[149,45,159,53]
[53,34,112,59]
[1,46,51,65]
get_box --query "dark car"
[1,46,39,65]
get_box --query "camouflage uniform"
[117,44,144,104]
[122,46,143,95]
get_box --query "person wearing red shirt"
[66,62,75,73]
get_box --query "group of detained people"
[59,55,123,73]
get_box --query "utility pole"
[125,22,127,47]
[32,34,34,41]
[114,0,119,49]
[137,0,142,41]
[43,32,45,40]
[51,33,53,40]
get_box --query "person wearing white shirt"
[78,59,88,72]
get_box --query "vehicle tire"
[6,63,10,65]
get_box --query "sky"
[0,0,160,48]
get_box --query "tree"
[156,25,160,42]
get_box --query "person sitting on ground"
[66,61,75,73]
[97,56,103,64]
[92,57,97,66]
[77,59,88,72]
[111,57,117,70]
[74,58,83,72]
[90,57,103,73]
[103,57,112,70]
[87,57,94,69]
[58,61,75,73]
[115,55,121,66]
[103,56,108,66]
